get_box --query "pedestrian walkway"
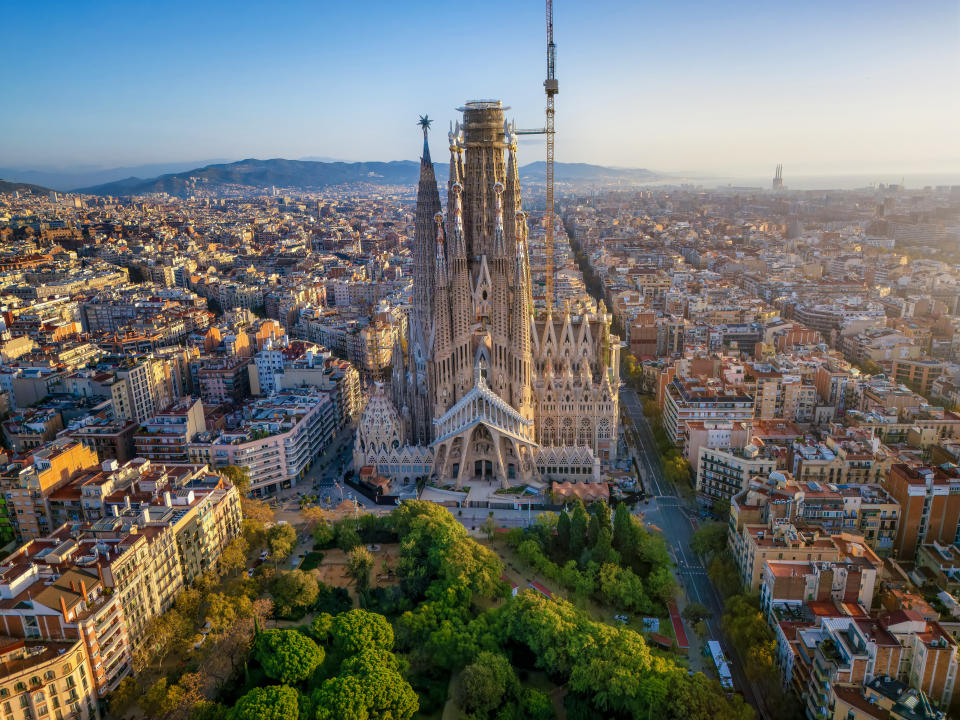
[668,599,689,650]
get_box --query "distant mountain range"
[0,179,51,195]
[518,161,658,184]
[0,160,232,192]
[70,158,659,197]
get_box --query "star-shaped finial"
[418,115,432,137]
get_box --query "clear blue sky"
[3,0,958,175]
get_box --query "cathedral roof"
[356,383,403,452]
[432,367,535,447]
[535,445,597,466]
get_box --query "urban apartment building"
[729,477,892,590]
[0,559,131,698]
[0,439,100,540]
[112,356,176,424]
[188,389,337,495]
[696,445,777,505]
[1,461,241,648]
[883,464,960,560]
[833,677,946,720]
[65,411,139,464]
[195,357,251,405]
[662,376,754,450]
[891,358,948,396]
[790,436,891,487]
[133,397,206,464]
[785,611,959,717]
[760,551,881,613]
[750,367,817,424]
[0,638,98,720]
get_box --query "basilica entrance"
[474,460,494,478]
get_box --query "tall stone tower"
[421,101,539,486]
[404,117,442,446]
[431,101,533,419]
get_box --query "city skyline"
[3,0,958,177]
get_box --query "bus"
[706,640,734,690]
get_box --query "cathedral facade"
[384,100,619,489]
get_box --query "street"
[620,387,769,719]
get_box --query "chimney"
[124,496,131,510]
[163,491,172,507]
[97,563,105,585]
[111,505,120,518]
[79,580,88,603]
[59,595,68,621]
[141,508,150,524]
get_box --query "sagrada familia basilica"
[354,100,620,492]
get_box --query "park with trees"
[108,499,754,720]
[503,499,679,621]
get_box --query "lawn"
[299,551,324,571]
[310,543,402,604]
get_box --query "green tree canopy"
[681,602,713,624]
[612,502,635,560]
[591,526,619,566]
[569,501,589,558]
[335,522,362,551]
[455,651,517,716]
[330,609,395,657]
[347,545,375,593]
[231,685,300,720]
[219,464,251,494]
[690,522,729,561]
[556,509,571,554]
[253,629,324,685]
[393,500,502,600]
[312,664,418,720]
[267,523,297,562]
[312,520,335,548]
[268,569,319,619]
[219,535,249,577]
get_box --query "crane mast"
[544,0,557,312]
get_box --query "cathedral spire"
[448,121,462,204]
[433,212,447,286]
[418,115,433,164]
[449,182,466,259]
[510,210,533,415]
[492,181,506,257]
[504,122,521,259]
[408,115,442,445]
[412,118,441,318]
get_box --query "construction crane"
[515,0,558,312]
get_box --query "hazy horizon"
[3,0,958,178]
